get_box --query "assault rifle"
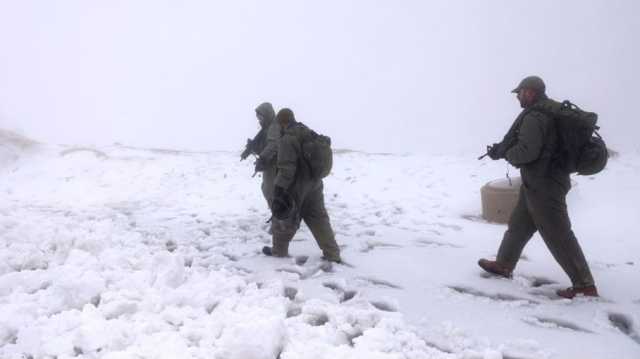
[240,128,267,161]
[478,116,522,160]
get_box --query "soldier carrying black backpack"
[262,108,341,263]
[478,76,604,299]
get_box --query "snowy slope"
[0,130,37,168]
[0,140,639,359]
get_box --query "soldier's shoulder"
[283,123,307,136]
[531,98,560,117]
[526,109,550,121]
[527,102,555,123]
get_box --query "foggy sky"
[0,0,638,154]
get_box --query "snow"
[0,138,639,359]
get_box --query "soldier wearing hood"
[242,102,281,208]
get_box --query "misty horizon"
[1,0,638,155]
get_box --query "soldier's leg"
[270,214,300,257]
[525,184,595,288]
[496,187,538,270]
[301,184,341,261]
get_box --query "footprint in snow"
[342,290,358,302]
[414,239,462,249]
[426,229,443,236]
[609,312,640,345]
[5,331,17,345]
[322,281,358,303]
[206,302,218,314]
[447,285,539,306]
[307,312,330,326]
[283,287,298,300]
[359,240,402,253]
[294,255,309,266]
[278,261,333,280]
[165,240,177,252]
[370,300,398,312]
[433,222,463,231]
[323,281,343,291]
[478,273,562,300]
[229,265,253,275]
[522,275,557,288]
[460,214,488,224]
[479,272,508,280]
[355,277,403,290]
[522,316,593,333]
[356,229,376,237]
[286,304,302,318]
[345,330,364,347]
[480,272,557,288]
[276,267,304,278]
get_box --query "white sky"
[0,0,638,154]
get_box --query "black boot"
[262,246,273,256]
[262,245,288,257]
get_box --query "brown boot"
[556,285,599,299]
[478,258,512,278]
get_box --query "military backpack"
[294,123,333,180]
[532,100,608,175]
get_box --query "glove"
[254,156,266,173]
[271,186,292,220]
[487,143,505,160]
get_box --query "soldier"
[262,108,341,262]
[478,76,598,299]
[241,102,281,208]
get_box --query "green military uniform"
[270,120,341,261]
[496,95,595,289]
[254,103,280,208]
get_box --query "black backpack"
[295,123,333,180]
[533,100,608,175]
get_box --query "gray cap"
[511,76,546,94]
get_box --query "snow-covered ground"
[0,135,639,359]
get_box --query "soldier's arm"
[505,112,546,166]
[258,122,281,161]
[274,135,298,189]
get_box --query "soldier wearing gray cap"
[478,76,598,299]
[511,75,546,94]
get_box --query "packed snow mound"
[0,129,37,149]
[0,129,38,167]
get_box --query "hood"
[255,102,275,127]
